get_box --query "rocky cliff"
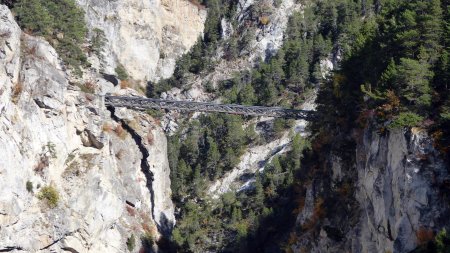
[0,5,175,252]
[291,126,450,253]
[76,0,206,82]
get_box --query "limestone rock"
[76,0,207,82]
[0,6,174,252]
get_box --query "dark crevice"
[0,246,23,252]
[107,106,157,227]
[61,247,80,253]
[39,230,77,251]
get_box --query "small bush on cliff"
[37,186,59,208]
[126,235,135,251]
[115,65,129,81]
[388,112,424,129]
[436,228,450,253]
[26,181,33,193]
[13,0,88,75]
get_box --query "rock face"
[76,0,207,82]
[237,0,302,60]
[351,129,449,253]
[0,5,174,252]
[292,127,449,253]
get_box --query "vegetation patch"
[11,82,23,104]
[13,0,88,75]
[26,181,33,193]
[37,186,59,208]
[388,112,424,129]
[126,234,135,252]
[115,65,129,81]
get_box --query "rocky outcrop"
[0,5,174,252]
[76,0,207,82]
[112,107,175,234]
[237,0,302,60]
[351,128,449,253]
[291,127,450,253]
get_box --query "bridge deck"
[105,95,314,120]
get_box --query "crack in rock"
[0,246,24,252]
[39,230,78,251]
[107,106,157,225]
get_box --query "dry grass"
[142,222,157,238]
[301,197,325,231]
[102,123,113,133]
[12,82,23,104]
[147,131,154,145]
[120,80,131,89]
[259,16,270,25]
[416,227,434,245]
[126,205,136,217]
[80,80,96,94]
[114,124,127,139]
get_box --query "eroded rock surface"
[76,0,207,82]
[0,6,174,252]
[291,128,450,253]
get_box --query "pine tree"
[396,57,433,108]
[206,136,221,179]
[238,83,257,105]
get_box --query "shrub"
[115,65,129,80]
[120,80,131,89]
[37,186,59,208]
[90,28,106,59]
[388,112,424,129]
[26,181,33,193]
[79,81,96,94]
[435,228,450,253]
[126,234,135,251]
[259,16,270,25]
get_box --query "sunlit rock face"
[76,0,207,82]
[0,5,174,252]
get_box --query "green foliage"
[141,232,154,248]
[90,28,106,61]
[396,57,433,107]
[167,0,450,251]
[37,186,59,208]
[13,0,88,74]
[126,235,135,252]
[388,112,424,130]
[115,65,129,80]
[26,181,33,193]
[435,228,450,253]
